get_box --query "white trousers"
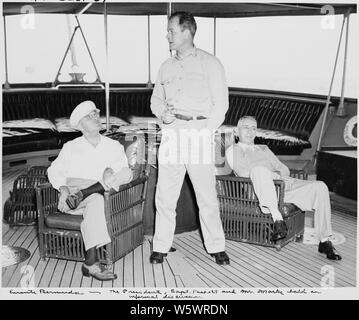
[153,120,225,253]
[250,166,332,241]
[65,178,111,251]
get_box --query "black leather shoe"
[271,220,288,242]
[210,251,230,265]
[82,263,117,281]
[150,251,167,264]
[318,240,342,260]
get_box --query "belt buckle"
[193,116,197,121]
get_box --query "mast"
[146,15,153,88]
[3,16,10,88]
[336,11,351,117]
[314,14,347,167]
[213,17,217,56]
[104,1,110,131]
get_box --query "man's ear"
[184,28,192,39]
[233,127,238,136]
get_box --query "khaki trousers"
[249,166,332,241]
[65,178,111,251]
[153,119,225,253]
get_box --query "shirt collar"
[236,141,256,152]
[80,134,103,148]
[174,46,197,61]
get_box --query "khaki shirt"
[151,47,229,130]
[225,142,290,178]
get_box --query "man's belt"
[174,114,207,121]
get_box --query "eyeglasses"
[85,110,100,120]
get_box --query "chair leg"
[39,234,46,260]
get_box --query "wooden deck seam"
[175,237,252,287]
[182,235,288,287]
[185,233,313,287]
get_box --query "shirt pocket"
[185,72,208,102]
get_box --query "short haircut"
[237,116,257,127]
[169,11,197,38]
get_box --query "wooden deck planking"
[2,166,357,289]
[112,257,124,287]
[165,249,208,287]
[49,259,67,287]
[142,239,155,287]
[183,233,296,286]
[2,226,34,285]
[38,258,58,287]
[282,244,356,285]
[123,251,134,287]
[162,259,177,288]
[5,228,38,287]
[180,234,288,287]
[2,227,18,244]
[224,241,302,287]
[174,275,185,287]
[133,244,145,287]
[228,233,355,287]
[70,262,83,288]
[174,237,247,287]
[152,263,166,287]
[196,272,216,287]
[59,261,76,287]
[188,261,226,287]
[286,236,357,272]
[231,240,328,287]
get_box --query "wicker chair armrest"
[104,176,148,237]
[216,174,285,207]
[289,168,308,180]
[36,183,59,222]
[216,174,285,188]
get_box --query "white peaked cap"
[69,100,100,128]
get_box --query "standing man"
[47,100,133,281]
[150,12,230,265]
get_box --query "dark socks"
[66,182,105,210]
[84,247,97,266]
[80,182,105,199]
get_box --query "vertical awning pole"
[168,2,172,57]
[146,15,152,88]
[213,17,217,56]
[336,12,351,117]
[3,16,10,89]
[104,2,110,131]
[314,14,346,167]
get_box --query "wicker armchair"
[36,133,150,265]
[3,168,49,226]
[216,169,307,250]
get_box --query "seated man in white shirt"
[225,116,342,260]
[47,101,133,281]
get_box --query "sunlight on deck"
[1,168,357,288]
